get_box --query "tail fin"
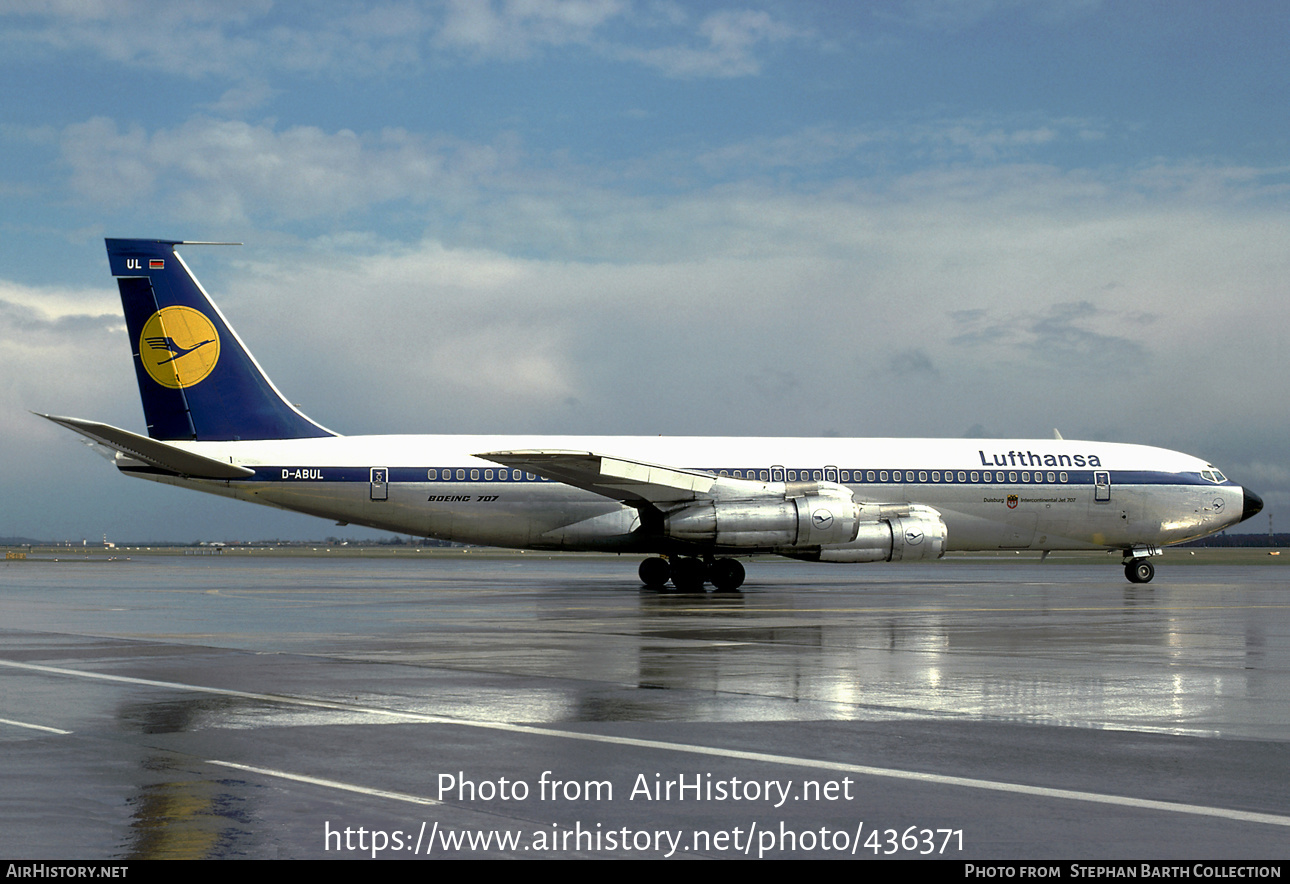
[106,239,335,441]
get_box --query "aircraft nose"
[1241,488,1264,524]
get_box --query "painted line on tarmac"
[5,657,1288,828]
[0,716,72,735]
[207,760,440,806]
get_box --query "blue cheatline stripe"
[153,466,1224,488]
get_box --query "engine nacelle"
[808,504,947,563]
[662,482,859,549]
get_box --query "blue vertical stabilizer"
[106,239,335,441]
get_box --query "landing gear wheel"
[709,558,745,592]
[1125,559,1155,584]
[670,557,708,592]
[638,557,670,588]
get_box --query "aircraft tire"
[1125,560,1155,584]
[670,557,708,592]
[709,558,745,592]
[638,557,670,587]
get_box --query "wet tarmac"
[1,554,1288,859]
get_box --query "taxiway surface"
[1,554,1287,859]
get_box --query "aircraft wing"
[38,414,255,479]
[477,449,731,505]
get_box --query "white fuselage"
[118,434,1247,554]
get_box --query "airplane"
[39,238,1263,591]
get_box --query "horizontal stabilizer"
[478,450,721,504]
[37,414,254,479]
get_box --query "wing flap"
[478,449,720,504]
[38,414,255,479]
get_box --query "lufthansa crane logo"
[811,509,835,530]
[138,306,220,389]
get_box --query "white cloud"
[691,117,1108,181]
[436,0,627,57]
[59,116,510,224]
[4,0,278,78]
[5,1,806,80]
[4,1,443,79]
[0,281,117,321]
[0,280,131,449]
[615,8,804,77]
[203,81,280,115]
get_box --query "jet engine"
[660,481,947,563]
[804,504,947,562]
[662,482,859,549]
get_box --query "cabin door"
[370,467,389,501]
[1094,470,1111,503]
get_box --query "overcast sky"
[3,1,1287,542]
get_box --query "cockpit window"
[1201,468,1227,484]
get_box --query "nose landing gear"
[1124,557,1155,584]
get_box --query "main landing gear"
[1124,558,1155,584]
[638,556,745,593]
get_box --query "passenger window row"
[422,468,1073,483]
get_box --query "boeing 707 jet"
[40,239,1263,590]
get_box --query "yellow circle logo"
[138,306,220,389]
